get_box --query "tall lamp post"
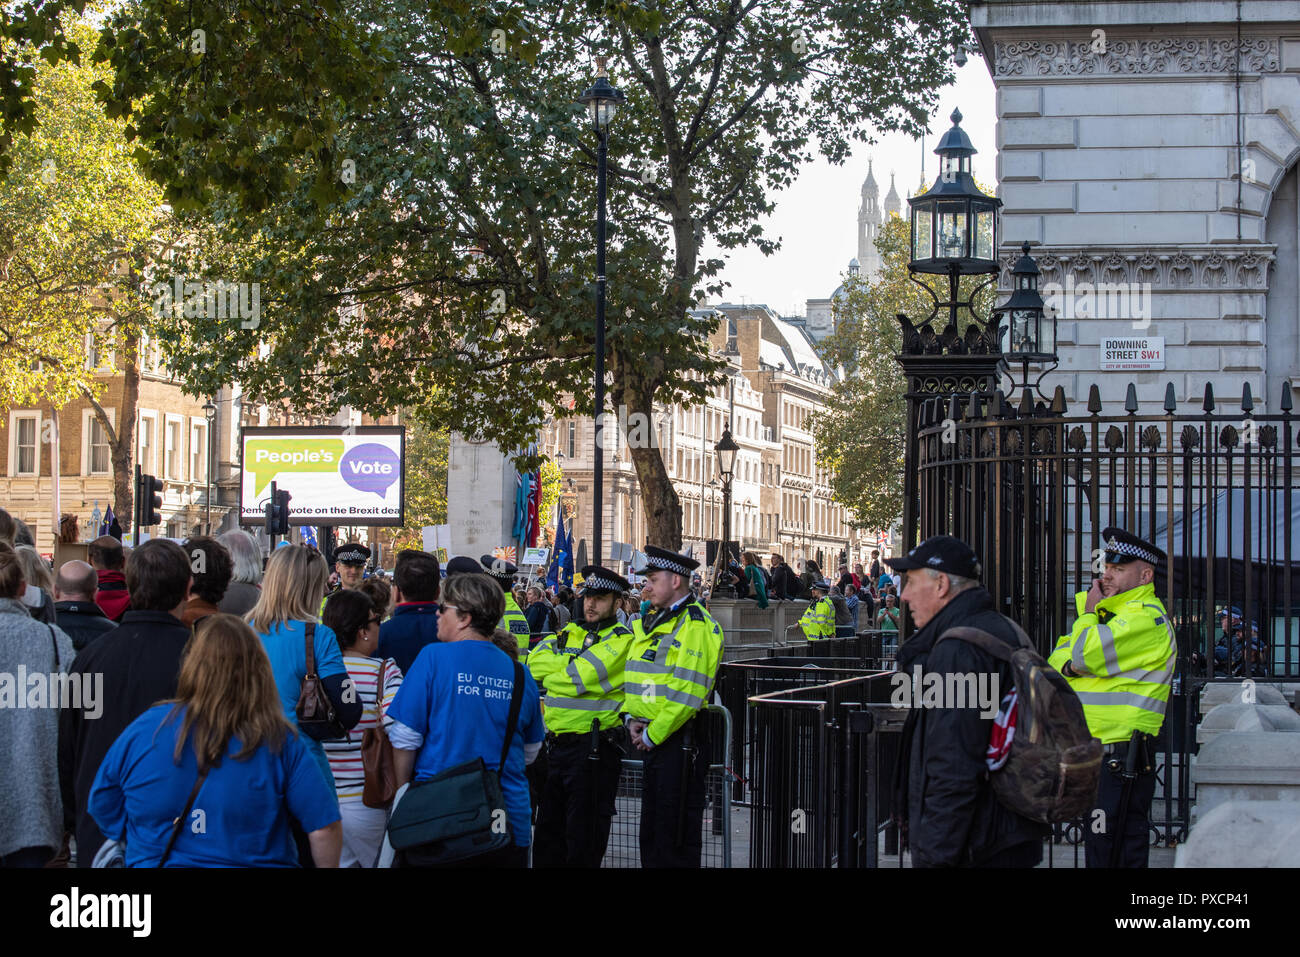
[202,399,217,534]
[715,428,739,594]
[579,58,625,566]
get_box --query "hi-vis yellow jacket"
[1047,583,1177,745]
[799,597,835,640]
[527,618,633,734]
[623,599,723,747]
[500,593,532,655]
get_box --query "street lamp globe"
[994,242,1056,362]
[908,108,1001,275]
[715,428,739,479]
[579,57,625,131]
[202,399,217,422]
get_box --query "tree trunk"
[619,373,681,549]
[88,330,140,533]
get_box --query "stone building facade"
[972,0,1300,414]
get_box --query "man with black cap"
[527,564,635,867]
[1048,527,1176,868]
[622,545,724,868]
[478,555,531,656]
[889,535,1048,867]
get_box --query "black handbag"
[386,660,525,865]
[295,622,350,740]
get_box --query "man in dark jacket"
[53,560,116,651]
[87,535,130,622]
[889,535,1047,867]
[58,539,193,866]
[377,549,440,674]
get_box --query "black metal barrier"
[717,656,882,803]
[747,674,899,868]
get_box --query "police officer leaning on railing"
[1048,527,1176,868]
[526,565,634,867]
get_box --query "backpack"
[936,623,1103,824]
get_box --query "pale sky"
[708,57,999,316]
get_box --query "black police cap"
[578,565,630,595]
[1101,527,1165,566]
[883,535,982,580]
[334,543,370,566]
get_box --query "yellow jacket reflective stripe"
[500,593,532,653]
[623,600,723,746]
[527,620,633,734]
[1047,582,1176,744]
[799,597,835,640]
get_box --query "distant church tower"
[857,159,883,282]
[884,171,902,220]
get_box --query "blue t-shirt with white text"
[387,640,544,847]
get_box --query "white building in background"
[972,0,1300,414]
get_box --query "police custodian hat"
[633,545,699,578]
[1101,527,1166,566]
[578,565,630,595]
[479,554,518,582]
[443,555,483,577]
[334,543,370,566]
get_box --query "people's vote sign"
[240,426,405,527]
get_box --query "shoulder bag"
[361,658,398,808]
[385,659,526,865]
[295,622,350,739]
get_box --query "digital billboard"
[239,426,405,527]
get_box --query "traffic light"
[265,483,291,537]
[139,473,163,526]
[274,488,291,536]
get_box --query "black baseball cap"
[884,535,982,580]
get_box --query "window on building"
[13,414,38,476]
[191,422,207,483]
[88,417,110,475]
[165,419,182,480]
[566,420,575,458]
[138,414,156,475]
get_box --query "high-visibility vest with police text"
[623,599,723,747]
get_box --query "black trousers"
[533,735,623,868]
[640,724,709,868]
[1085,762,1157,868]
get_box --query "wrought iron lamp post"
[202,399,217,533]
[578,58,625,565]
[715,428,738,595]
[994,241,1059,402]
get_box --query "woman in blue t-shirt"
[388,572,544,867]
[246,545,363,790]
[88,614,342,867]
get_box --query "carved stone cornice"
[993,36,1281,78]
[997,246,1277,291]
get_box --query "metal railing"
[600,704,734,868]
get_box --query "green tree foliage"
[389,417,449,551]
[92,0,973,546]
[814,213,996,533]
[0,14,171,527]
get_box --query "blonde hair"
[165,614,293,770]
[15,545,53,594]
[246,545,328,634]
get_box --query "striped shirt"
[324,654,404,802]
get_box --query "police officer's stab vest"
[527,617,633,734]
[1047,582,1177,745]
[500,593,532,654]
[799,596,835,640]
[623,598,723,747]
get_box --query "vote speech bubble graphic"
[247,438,345,495]
[340,443,400,498]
